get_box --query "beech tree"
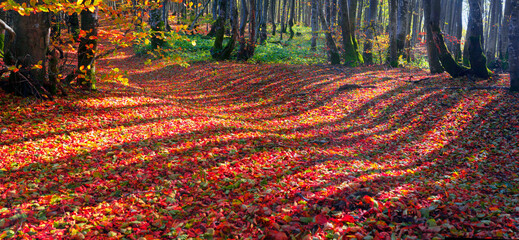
[340,0,363,66]
[310,0,318,50]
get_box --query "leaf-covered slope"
[1,56,518,239]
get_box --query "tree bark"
[467,0,491,79]
[259,0,269,44]
[238,0,258,60]
[78,4,99,90]
[149,2,166,49]
[271,0,276,35]
[319,0,341,64]
[311,0,319,50]
[499,0,511,62]
[509,0,519,91]
[288,0,295,40]
[387,0,398,67]
[422,0,443,73]
[486,0,502,65]
[363,0,377,64]
[9,3,51,97]
[396,0,409,56]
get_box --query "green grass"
[133,25,329,65]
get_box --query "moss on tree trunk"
[468,36,491,79]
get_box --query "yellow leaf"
[144,39,150,45]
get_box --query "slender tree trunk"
[311,0,319,50]
[280,0,288,35]
[422,0,443,73]
[396,0,409,56]
[238,0,258,60]
[78,4,99,90]
[259,0,269,44]
[452,0,463,61]
[467,0,491,78]
[509,0,519,91]
[486,0,501,65]
[363,0,377,65]
[149,2,166,49]
[499,0,511,63]
[288,0,295,40]
[319,0,341,64]
[331,0,337,30]
[387,0,398,67]
[411,0,420,45]
[271,0,276,35]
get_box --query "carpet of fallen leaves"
[1,49,518,239]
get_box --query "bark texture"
[363,0,378,64]
[319,0,341,64]
[78,5,99,90]
[422,0,443,73]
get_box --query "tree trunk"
[411,0,421,45]
[486,0,501,65]
[149,3,166,49]
[467,0,491,79]
[78,4,99,90]
[499,0,511,63]
[280,0,287,35]
[259,0,269,44]
[319,0,341,64]
[311,0,319,50]
[387,0,398,67]
[396,0,409,56]
[288,0,295,40]
[9,6,51,97]
[509,0,519,91]
[422,0,443,73]
[363,0,377,64]
[452,0,463,61]
[331,0,337,30]
[238,0,258,60]
[271,0,276,35]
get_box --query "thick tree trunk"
[387,0,398,67]
[467,0,491,79]
[429,0,468,78]
[340,0,363,66]
[9,7,51,97]
[422,0,443,73]
[280,0,287,36]
[509,0,519,91]
[311,0,319,50]
[319,0,341,64]
[78,5,99,90]
[363,0,377,64]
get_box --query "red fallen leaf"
[335,214,356,223]
[315,214,328,225]
[263,230,288,240]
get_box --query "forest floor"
[1,47,519,239]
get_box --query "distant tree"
[237,0,257,60]
[149,1,166,49]
[212,0,239,59]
